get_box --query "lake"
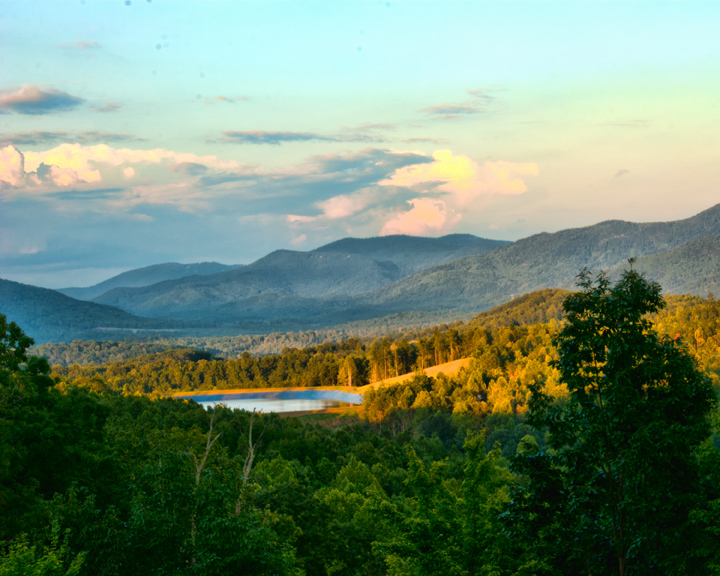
[180,389,364,414]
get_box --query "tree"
[503,267,717,575]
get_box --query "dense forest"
[2,278,720,574]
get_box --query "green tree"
[503,267,716,575]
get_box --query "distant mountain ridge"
[59,261,242,301]
[313,234,510,275]
[4,204,720,343]
[89,234,508,317]
[83,204,720,326]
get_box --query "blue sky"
[1,1,720,287]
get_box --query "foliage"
[4,278,720,575]
[503,268,717,575]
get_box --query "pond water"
[183,390,364,414]
[197,397,352,413]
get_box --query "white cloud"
[381,198,460,236]
[0,143,248,194]
[0,146,26,188]
[287,214,317,223]
[316,189,375,219]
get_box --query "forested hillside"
[0,278,180,343]
[49,290,720,400]
[3,273,720,574]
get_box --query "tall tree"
[503,267,716,575]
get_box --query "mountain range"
[2,205,720,343]
[58,261,242,301]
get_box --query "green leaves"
[506,267,717,574]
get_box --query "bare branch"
[194,405,222,485]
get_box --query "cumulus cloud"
[381,198,460,236]
[0,143,246,194]
[380,150,539,205]
[0,146,27,187]
[0,84,84,115]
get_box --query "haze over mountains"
[59,262,242,301]
[2,204,720,343]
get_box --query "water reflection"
[198,398,352,413]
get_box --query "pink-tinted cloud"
[316,190,374,219]
[381,198,460,236]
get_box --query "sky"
[1,1,720,288]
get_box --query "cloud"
[381,198,460,236]
[403,137,448,145]
[615,169,629,178]
[421,87,502,120]
[316,189,375,219]
[94,102,123,113]
[112,182,210,213]
[0,84,84,115]
[0,130,142,147]
[287,214,317,223]
[422,104,484,118]
[221,131,339,145]
[380,150,539,205]
[219,128,385,146]
[467,88,497,103]
[216,96,248,103]
[61,40,101,51]
[0,143,246,193]
[290,234,307,246]
[171,162,209,176]
[0,146,27,187]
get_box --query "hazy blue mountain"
[91,250,404,319]
[0,278,177,343]
[90,235,511,319]
[59,262,241,301]
[7,204,720,340]
[313,234,510,275]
